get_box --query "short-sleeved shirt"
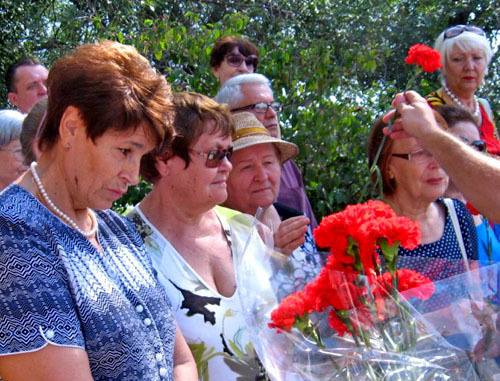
[0,185,176,380]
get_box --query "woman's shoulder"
[1,184,37,214]
[442,197,472,219]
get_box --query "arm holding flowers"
[386,91,500,222]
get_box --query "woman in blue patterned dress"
[0,41,197,380]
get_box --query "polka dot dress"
[397,198,478,312]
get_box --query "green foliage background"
[1,0,499,217]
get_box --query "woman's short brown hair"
[140,92,235,183]
[210,36,259,70]
[38,40,173,152]
[366,110,448,196]
[21,97,47,165]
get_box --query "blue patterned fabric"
[0,185,175,380]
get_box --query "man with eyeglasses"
[5,57,48,114]
[216,73,318,229]
[387,91,500,223]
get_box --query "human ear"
[7,92,19,108]
[59,106,85,147]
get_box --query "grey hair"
[215,73,274,107]
[434,28,493,85]
[0,109,25,147]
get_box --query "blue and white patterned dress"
[0,185,176,380]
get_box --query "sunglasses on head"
[444,25,485,40]
[189,147,233,168]
[225,54,258,68]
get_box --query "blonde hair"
[434,28,492,85]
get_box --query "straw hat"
[231,112,298,164]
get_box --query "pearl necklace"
[30,162,98,237]
[444,86,481,119]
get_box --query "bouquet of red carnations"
[233,200,478,380]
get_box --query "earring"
[65,142,71,149]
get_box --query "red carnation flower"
[268,290,313,332]
[373,269,435,301]
[405,44,442,72]
[328,310,349,336]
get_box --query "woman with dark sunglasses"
[128,92,272,380]
[438,105,500,265]
[210,36,259,86]
[426,25,500,155]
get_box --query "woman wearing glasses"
[438,105,500,264]
[426,25,500,155]
[210,36,259,86]
[0,109,27,191]
[128,92,269,380]
[367,112,478,286]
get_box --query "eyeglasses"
[469,140,486,152]
[225,54,258,68]
[459,137,486,152]
[444,25,485,40]
[231,101,283,114]
[189,147,233,168]
[391,148,434,164]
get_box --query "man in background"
[5,57,48,114]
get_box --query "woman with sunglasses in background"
[438,105,500,264]
[210,36,259,86]
[128,92,270,380]
[367,111,478,295]
[426,25,500,155]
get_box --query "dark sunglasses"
[470,139,487,152]
[225,54,258,68]
[189,147,233,168]
[231,101,283,114]
[444,25,485,40]
[459,136,486,152]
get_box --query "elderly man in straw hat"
[223,112,323,298]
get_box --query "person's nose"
[38,82,48,96]
[237,61,251,73]
[253,164,269,181]
[464,57,475,70]
[220,155,232,172]
[265,104,277,118]
[426,156,440,169]
[120,159,141,186]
